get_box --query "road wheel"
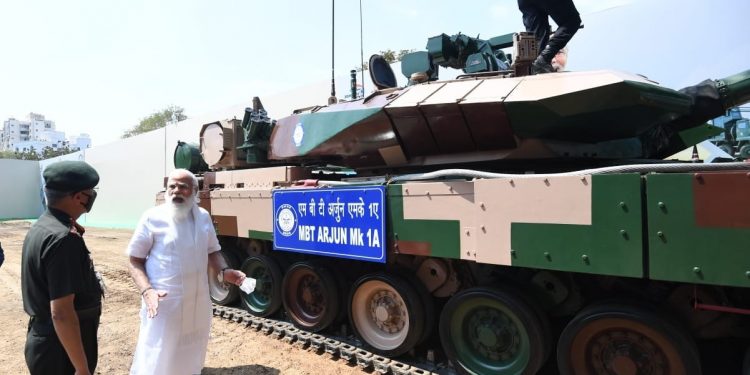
[557,302,701,375]
[348,273,425,357]
[739,144,750,159]
[282,261,339,332]
[209,250,240,305]
[240,255,283,317]
[439,287,550,375]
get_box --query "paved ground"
[0,220,367,374]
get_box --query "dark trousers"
[25,311,100,375]
[518,0,582,61]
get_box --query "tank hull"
[203,162,750,374]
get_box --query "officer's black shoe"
[532,56,555,75]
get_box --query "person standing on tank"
[127,168,246,375]
[21,160,103,375]
[517,0,582,74]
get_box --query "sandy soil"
[0,220,367,375]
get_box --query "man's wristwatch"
[221,267,230,280]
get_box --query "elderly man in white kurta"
[127,169,245,375]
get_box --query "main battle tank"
[176,32,750,375]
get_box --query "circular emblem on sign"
[293,122,304,147]
[276,204,297,237]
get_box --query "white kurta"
[127,204,220,375]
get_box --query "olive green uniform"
[21,208,102,375]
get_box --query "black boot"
[532,55,555,74]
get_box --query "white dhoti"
[128,205,220,375]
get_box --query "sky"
[0,0,748,147]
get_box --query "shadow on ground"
[202,364,280,375]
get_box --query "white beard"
[169,199,193,221]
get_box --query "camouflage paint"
[385,84,445,157]
[677,123,723,147]
[693,172,750,228]
[398,181,475,259]
[294,108,382,155]
[418,80,483,154]
[270,93,398,164]
[458,77,519,151]
[389,174,643,278]
[198,191,211,214]
[509,174,643,277]
[206,166,748,285]
[647,172,750,288]
[386,79,518,156]
[504,71,692,142]
[212,215,238,237]
[387,184,462,259]
[210,188,273,237]
[476,174,593,266]
[209,167,309,239]
[248,230,273,241]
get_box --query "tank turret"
[194,31,749,173]
[262,68,749,172]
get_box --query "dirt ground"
[0,220,368,375]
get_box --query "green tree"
[0,144,77,160]
[380,49,397,63]
[379,49,415,63]
[8,146,41,160]
[396,49,415,61]
[356,48,416,72]
[122,105,187,139]
[41,145,76,159]
[41,146,55,159]
[355,62,369,72]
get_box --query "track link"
[213,304,455,375]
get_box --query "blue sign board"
[272,186,386,263]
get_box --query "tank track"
[212,304,456,375]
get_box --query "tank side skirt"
[508,174,643,277]
[387,184,462,259]
[647,172,750,288]
[209,169,750,288]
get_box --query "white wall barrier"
[0,159,43,220]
